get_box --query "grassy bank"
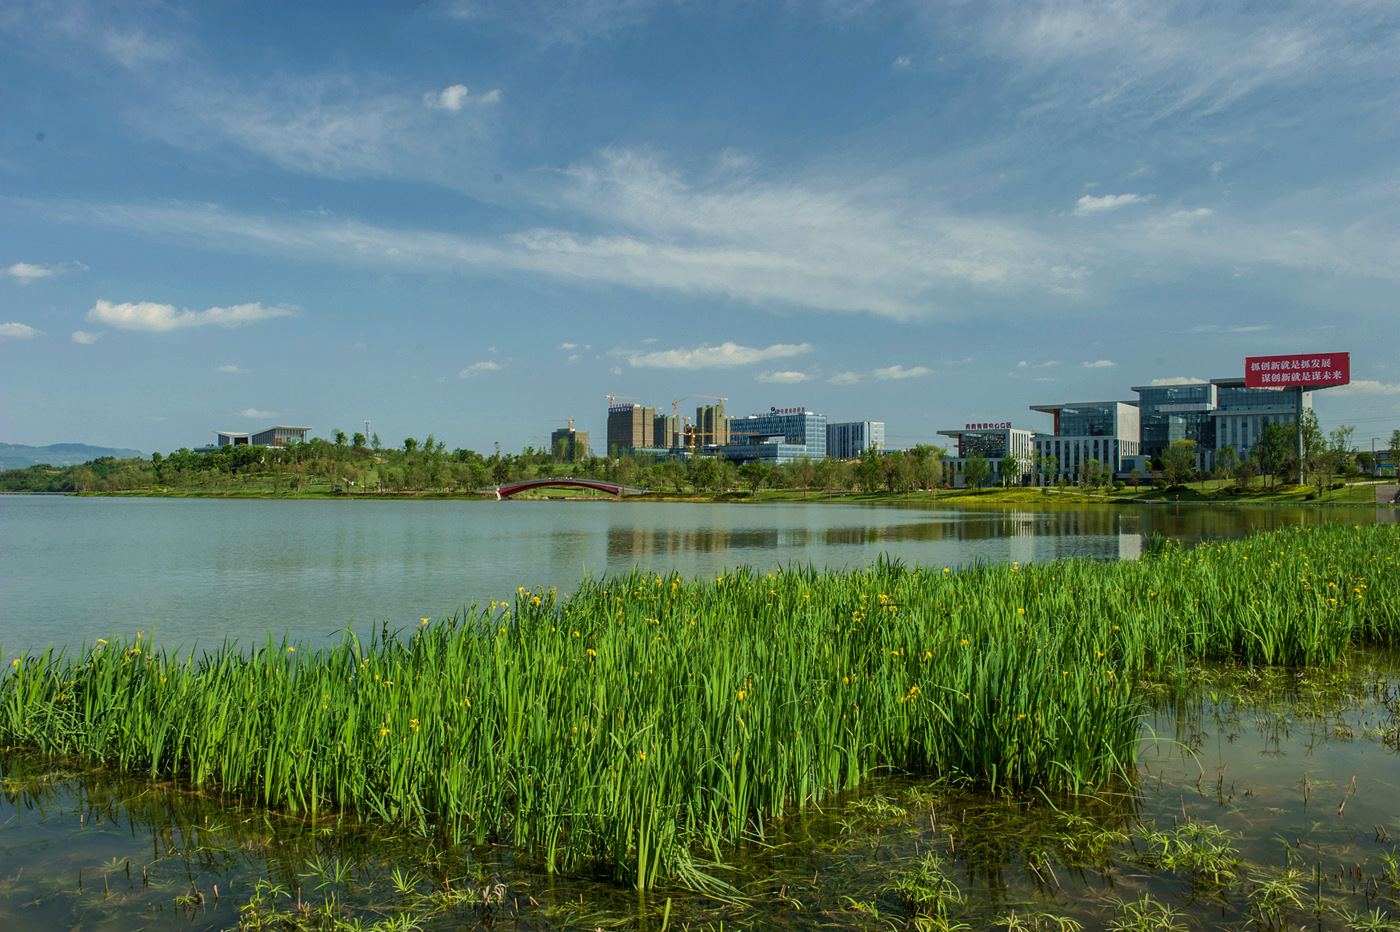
[2,524,1396,890]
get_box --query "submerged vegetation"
[1,524,1397,890]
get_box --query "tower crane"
[605,393,638,408]
[549,417,577,432]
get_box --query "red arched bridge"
[487,478,649,499]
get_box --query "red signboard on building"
[1244,352,1349,389]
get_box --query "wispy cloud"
[1330,379,1400,396]
[827,371,862,386]
[443,0,664,45]
[620,341,813,369]
[756,370,812,384]
[215,364,246,373]
[87,300,296,332]
[873,364,932,380]
[0,322,44,340]
[1082,359,1116,368]
[239,408,277,419]
[1074,193,1151,215]
[71,330,101,344]
[1149,376,1206,386]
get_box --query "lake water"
[1,495,1391,655]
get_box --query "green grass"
[1,524,1397,889]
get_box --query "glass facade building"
[826,421,885,459]
[719,409,827,464]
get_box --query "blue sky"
[3,0,1398,455]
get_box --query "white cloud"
[425,84,470,111]
[1082,359,1117,368]
[1211,160,1227,179]
[0,322,43,340]
[893,55,912,69]
[423,84,499,111]
[873,364,932,380]
[827,371,863,386]
[1330,379,1400,396]
[215,364,246,373]
[756,370,812,384]
[1225,324,1270,333]
[239,408,277,419]
[71,330,101,344]
[3,262,67,283]
[1149,376,1207,386]
[1074,193,1152,214]
[87,299,296,332]
[620,341,813,369]
[559,342,579,350]
[459,360,503,376]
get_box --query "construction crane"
[694,394,727,407]
[605,393,638,408]
[671,397,687,418]
[549,417,577,432]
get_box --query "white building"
[936,423,1034,488]
[1029,402,1140,483]
[826,421,885,459]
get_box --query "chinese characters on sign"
[1243,353,1350,389]
[963,422,1012,430]
[769,407,807,415]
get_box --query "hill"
[0,442,146,471]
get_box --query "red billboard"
[1244,352,1349,389]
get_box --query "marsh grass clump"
[1140,820,1243,886]
[0,523,1396,888]
[884,852,964,930]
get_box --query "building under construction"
[606,404,656,456]
[550,427,590,462]
[694,403,729,447]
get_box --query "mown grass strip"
[2,523,1396,888]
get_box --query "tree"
[1160,439,1197,488]
[963,453,990,490]
[1329,424,1356,483]
[1298,409,1332,496]
[856,449,883,493]
[739,461,771,494]
[792,456,815,497]
[1356,451,1375,474]
[1214,446,1237,491]
[1041,454,1058,487]
[333,429,348,449]
[1390,429,1400,477]
[999,452,1021,488]
[1128,467,1142,489]
[403,437,419,456]
[1257,422,1294,488]
[1235,455,1258,489]
[352,432,366,449]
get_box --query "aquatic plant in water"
[0,523,1395,889]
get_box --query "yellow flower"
[379,727,390,736]
[1017,608,1025,615]
[737,690,747,700]
[638,752,646,762]
[421,617,431,624]
[287,647,296,653]
[586,648,596,657]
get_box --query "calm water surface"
[1,495,1390,654]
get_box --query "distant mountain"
[0,443,146,471]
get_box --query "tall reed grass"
[2,523,1396,887]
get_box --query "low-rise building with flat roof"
[216,426,310,447]
[936,423,1034,487]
